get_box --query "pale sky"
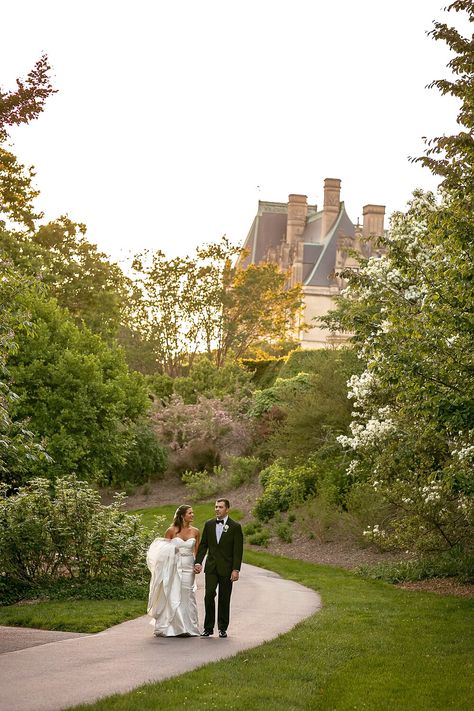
[1,0,465,264]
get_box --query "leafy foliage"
[265,349,360,464]
[0,262,49,483]
[152,393,252,474]
[0,55,55,229]
[0,476,155,586]
[0,55,55,142]
[250,372,312,417]
[413,0,474,200]
[172,357,254,403]
[319,3,474,553]
[131,237,304,375]
[8,293,150,485]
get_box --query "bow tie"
[216,519,224,524]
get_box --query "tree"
[0,217,134,341]
[414,0,474,202]
[1,55,55,229]
[0,261,49,486]
[0,55,55,141]
[8,292,150,485]
[322,2,474,552]
[131,237,305,375]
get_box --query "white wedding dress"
[146,537,200,637]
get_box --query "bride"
[146,505,200,637]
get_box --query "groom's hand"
[231,570,239,582]
[194,563,202,574]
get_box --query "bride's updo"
[173,504,192,531]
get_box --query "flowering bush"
[324,190,474,552]
[152,394,252,474]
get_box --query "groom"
[194,498,244,638]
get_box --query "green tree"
[322,2,474,552]
[8,292,150,485]
[132,237,304,375]
[0,217,134,342]
[414,0,474,201]
[0,261,49,486]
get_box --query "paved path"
[0,563,321,711]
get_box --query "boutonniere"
[223,524,229,532]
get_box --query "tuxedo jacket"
[195,517,243,577]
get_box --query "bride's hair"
[173,504,192,531]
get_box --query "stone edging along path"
[0,563,321,711]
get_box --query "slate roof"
[304,204,355,287]
[241,199,355,287]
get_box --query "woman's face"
[183,507,194,524]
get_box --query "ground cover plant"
[64,550,473,711]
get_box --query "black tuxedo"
[195,516,244,633]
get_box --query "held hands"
[194,563,202,574]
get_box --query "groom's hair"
[216,498,230,509]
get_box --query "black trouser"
[204,571,233,632]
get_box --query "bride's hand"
[194,563,202,574]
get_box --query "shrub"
[146,373,174,401]
[115,420,168,486]
[276,522,292,543]
[246,528,270,547]
[181,466,227,501]
[254,462,307,521]
[342,482,394,544]
[153,394,252,474]
[173,358,254,404]
[239,356,286,387]
[294,495,341,543]
[0,476,155,586]
[228,456,261,488]
[355,548,474,584]
[243,521,263,536]
[250,372,312,417]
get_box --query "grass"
[134,503,244,534]
[0,599,145,633]
[65,550,473,711]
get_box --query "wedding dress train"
[146,537,200,637]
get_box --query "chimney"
[286,194,308,245]
[321,178,341,237]
[362,204,385,238]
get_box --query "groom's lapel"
[210,519,218,544]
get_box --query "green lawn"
[134,503,244,534]
[65,551,472,711]
[0,599,145,633]
[2,504,472,709]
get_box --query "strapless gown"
[146,537,200,637]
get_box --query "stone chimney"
[362,204,385,238]
[286,194,308,245]
[320,178,341,237]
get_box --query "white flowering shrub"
[322,189,474,552]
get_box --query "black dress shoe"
[201,630,213,637]
[218,630,227,638]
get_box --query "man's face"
[215,500,229,519]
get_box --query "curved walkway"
[0,563,321,711]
